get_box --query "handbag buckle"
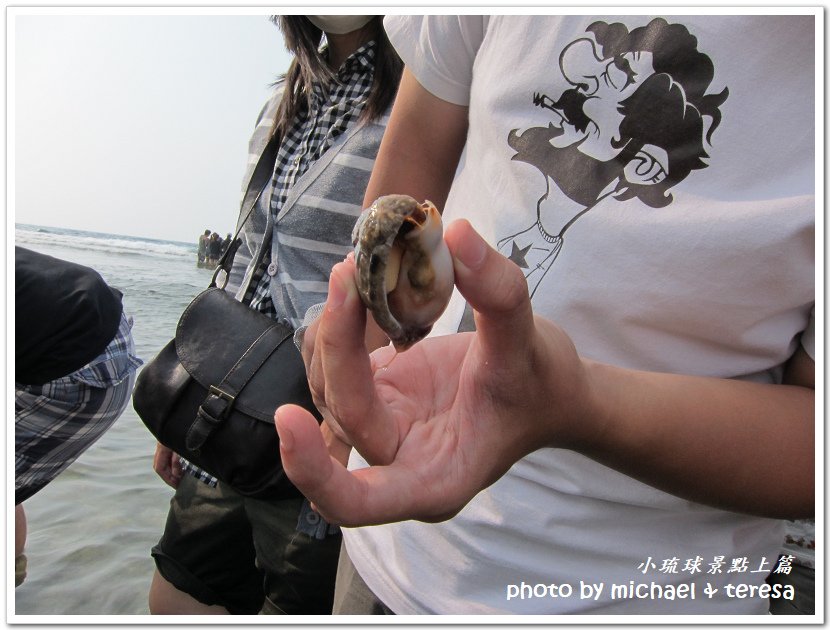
[209,385,236,405]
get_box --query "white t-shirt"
[345,15,816,615]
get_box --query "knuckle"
[307,361,326,403]
[301,328,317,367]
[309,379,326,408]
[324,396,353,429]
[318,323,345,356]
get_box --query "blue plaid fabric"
[15,313,142,504]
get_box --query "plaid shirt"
[250,41,376,316]
[16,313,142,504]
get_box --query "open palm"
[276,220,588,526]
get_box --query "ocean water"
[13,224,213,615]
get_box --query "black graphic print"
[498,18,729,298]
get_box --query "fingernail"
[453,227,488,272]
[275,410,294,451]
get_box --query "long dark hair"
[270,16,403,143]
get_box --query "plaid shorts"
[15,313,142,504]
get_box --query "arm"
[572,345,814,518]
[277,221,814,525]
[449,231,815,519]
[357,66,467,352]
[362,67,468,210]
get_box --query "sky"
[9,6,825,245]
[11,11,294,243]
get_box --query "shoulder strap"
[210,133,281,290]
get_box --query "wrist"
[530,318,609,453]
[566,358,615,452]
[539,358,607,453]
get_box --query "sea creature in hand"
[352,195,454,351]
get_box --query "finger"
[304,317,329,413]
[154,462,177,488]
[444,219,535,358]
[276,403,349,514]
[321,421,352,466]
[170,454,183,484]
[301,255,353,379]
[304,262,360,417]
[152,460,168,480]
[317,261,397,463]
[161,468,177,487]
[276,404,460,526]
[153,445,182,488]
[167,472,181,489]
[152,447,168,477]
[300,314,319,371]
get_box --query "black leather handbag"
[133,139,319,499]
[133,281,320,499]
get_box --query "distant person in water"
[14,247,142,587]
[197,229,210,264]
[207,232,222,266]
[221,233,232,256]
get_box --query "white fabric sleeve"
[800,304,815,360]
[383,15,488,106]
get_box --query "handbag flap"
[174,287,314,422]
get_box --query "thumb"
[275,404,337,499]
[444,219,535,356]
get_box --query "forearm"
[359,69,467,348]
[572,359,814,518]
[363,68,468,210]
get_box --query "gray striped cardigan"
[183,83,389,490]
[226,83,389,329]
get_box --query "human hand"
[320,419,351,467]
[275,220,597,526]
[153,443,183,488]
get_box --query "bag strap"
[210,133,281,290]
[184,321,293,452]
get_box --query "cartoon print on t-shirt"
[498,18,729,298]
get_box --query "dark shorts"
[152,473,341,615]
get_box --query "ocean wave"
[15,226,195,260]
